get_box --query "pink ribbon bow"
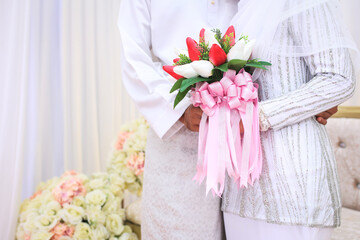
[190,69,263,197]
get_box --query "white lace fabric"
[141,127,224,239]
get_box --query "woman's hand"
[179,106,203,132]
[315,106,338,125]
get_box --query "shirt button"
[338,141,346,148]
[211,1,215,5]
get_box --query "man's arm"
[118,0,191,139]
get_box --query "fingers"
[185,121,200,132]
[327,106,338,115]
[183,106,202,132]
[315,106,338,125]
[315,111,332,120]
[316,117,327,125]
[192,106,203,118]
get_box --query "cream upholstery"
[327,107,360,240]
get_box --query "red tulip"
[163,65,184,80]
[173,58,180,63]
[209,44,227,66]
[222,25,236,47]
[186,37,201,61]
[199,28,205,43]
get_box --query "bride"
[118,0,358,239]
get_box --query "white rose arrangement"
[16,118,149,239]
[107,117,149,195]
[16,171,138,240]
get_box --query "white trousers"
[224,212,334,240]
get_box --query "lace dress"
[141,127,224,239]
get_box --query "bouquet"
[16,171,138,240]
[163,26,271,196]
[107,117,149,195]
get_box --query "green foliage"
[180,77,207,92]
[221,34,234,54]
[211,28,232,54]
[169,78,185,93]
[228,59,247,72]
[245,59,272,70]
[212,28,222,44]
[175,54,192,65]
[198,41,210,61]
[239,34,249,43]
[214,63,229,72]
[173,86,192,108]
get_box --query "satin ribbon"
[190,69,263,196]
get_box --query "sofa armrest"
[326,107,360,211]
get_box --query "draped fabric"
[230,0,360,84]
[0,0,139,238]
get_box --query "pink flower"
[116,131,133,151]
[65,226,75,237]
[24,233,31,240]
[52,177,86,206]
[127,152,145,176]
[61,170,78,178]
[30,190,42,200]
[52,223,67,235]
[51,223,75,240]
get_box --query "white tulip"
[190,60,214,78]
[227,39,256,61]
[174,63,199,78]
[204,28,220,47]
[243,39,256,60]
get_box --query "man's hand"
[315,106,338,125]
[180,105,246,134]
[179,106,203,132]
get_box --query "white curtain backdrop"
[0,0,358,239]
[0,0,139,238]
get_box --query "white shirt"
[118,0,239,139]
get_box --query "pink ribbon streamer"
[190,69,263,197]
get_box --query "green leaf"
[173,86,192,108]
[175,54,192,65]
[170,78,185,93]
[245,63,268,70]
[228,59,247,72]
[180,77,206,92]
[248,58,259,62]
[214,63,228,72]
[257,61,272,66]
[245,61,262,66]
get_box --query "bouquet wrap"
[191,69,262,196]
